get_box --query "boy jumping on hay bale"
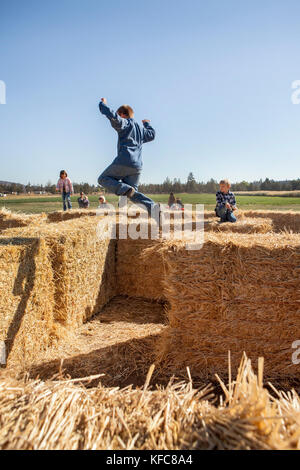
[215,179,237,223]
[98,98,157,215]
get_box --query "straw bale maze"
[1,207,300,450]
[0,208,300,391]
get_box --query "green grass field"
[0,193,300,214]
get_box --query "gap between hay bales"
[28,296,168,388]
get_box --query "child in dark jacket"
[215,179,237,223]
[98,98,156,214]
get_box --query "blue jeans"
[62,192,72,211]
[98,164,155,214]
[216,206,237,223]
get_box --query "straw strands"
[1,211,300,378]
[241,210,300,232]
[0,354,300,450]
[27,296,167,389]
[0,216,116,367]
[205,217,273,233]
[154,232,300,381]
[0,208,46,232]
[116,238,167,301]
[1,209,300,449]
[0,237,55,366]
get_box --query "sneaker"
[124,188,135,198]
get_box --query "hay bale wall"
[4,217,116,328]
[48,218,116,327]
[155,233,300,381]
[0,209,46,233]
[1,217,116,367]
[242,210,300,232]
[116,239,166,301]
[0,237,55,367]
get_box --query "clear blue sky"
[1,0,300,186]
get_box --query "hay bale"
[242,210,300,232]
[0,237,55,367]
[0,208,46,232]
[4,217,116,329]
[0,354,300,450]
[47,209,97,223]
[155,232,300,381]
[116,239,166,300]
[205,217,273,233]
[114,214,165,300]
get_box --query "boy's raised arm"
[142,119,155,143]
[99,98,126,131]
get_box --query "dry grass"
[0,354,300,449]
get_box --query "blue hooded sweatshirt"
[99,101,155,169]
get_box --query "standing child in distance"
[98,98,156,215]
[56,170,74,211]
[215,179,237,223]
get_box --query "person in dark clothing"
[176,198,184,209]
[215,179,237,223]
[168,192,176,208]
[78,192,89,209]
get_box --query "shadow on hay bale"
[28,333,162,388]
[0,209,46,233]
[46,210,97,223]
[27,296,168,388]
[0,237,55,366]
[0,217,117,368]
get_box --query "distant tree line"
[0,181,99,194]
[1,174,300,195]
[139,174,300,194]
